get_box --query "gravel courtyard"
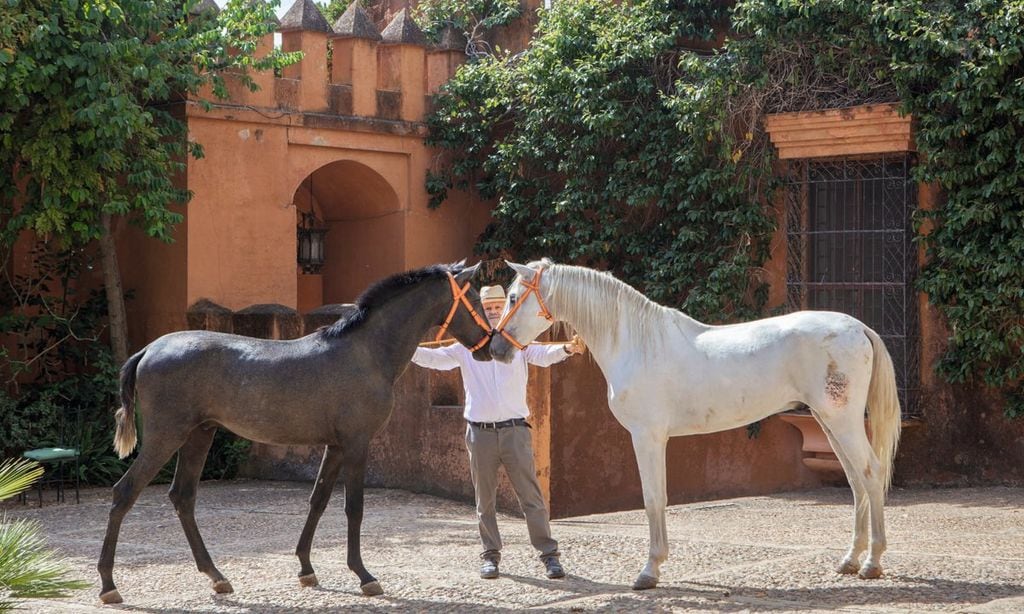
[5,481,1023,613]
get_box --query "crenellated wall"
[200,0,465,123]
[133,0,494,327]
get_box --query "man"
[412,284,584,580]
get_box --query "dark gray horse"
[98,262,492,604]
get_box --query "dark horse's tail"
[114,349,146,459]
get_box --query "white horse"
[489,259,901,590]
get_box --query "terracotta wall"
[117,9,483,349]
[488,0,544,54]
[115,208,189,346]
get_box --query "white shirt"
[412,343,571,422]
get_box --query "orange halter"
[436,272,493,352]
[494,267,554,351]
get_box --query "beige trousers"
[465,423,559,562]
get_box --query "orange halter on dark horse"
[436,272,494,352]
[494,267,554,350]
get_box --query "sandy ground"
[3,480,1023,613]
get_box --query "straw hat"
[480,285,506,304]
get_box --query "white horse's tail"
[864,327,902,493]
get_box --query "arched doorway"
[293,160,403,312]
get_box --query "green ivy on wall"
[427,0,775,323]
[879,0,1024,416]
[427,0,1024,416]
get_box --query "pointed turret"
[376,9,427,121]
[381,9,426,46]
[279,0,332,33]
[278,0,331,111]
[332,1,381,40]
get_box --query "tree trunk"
[99,213,129,365]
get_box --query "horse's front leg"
[295,446,345,588]
[629,430,669,590]
[342,443,382,596]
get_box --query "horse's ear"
[454,261,480,283]
[506,261,536,280]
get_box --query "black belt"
[469,418,530,429]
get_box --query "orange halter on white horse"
[493,266,554,350]
[489,258,902,590]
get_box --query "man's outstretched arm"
[412,345,462,371]
[525,334,585,367]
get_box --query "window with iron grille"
[785,155,920,418]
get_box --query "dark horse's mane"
[318,263,460,339]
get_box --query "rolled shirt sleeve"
[412,345,462,370]
[524,343,571,368]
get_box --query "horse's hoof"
[360,580,384,596]
[298,573,319,588]
[836,559,860,575]
[212,579,234,594]
[858,564,883,579]
[632,574,658,590]
[99,589,123,604]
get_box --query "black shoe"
[480,559,499,579]
[544,558,565,579]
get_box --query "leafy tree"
[0,458,88,611]
[0,0,298,364]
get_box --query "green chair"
[20,408,82,506]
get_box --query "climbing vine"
[879,1,1024,416]
[428,0,774,322]
[427,0,1024,415]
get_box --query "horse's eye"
[509,294,517,306]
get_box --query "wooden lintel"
[766,104,915,159]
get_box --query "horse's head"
[490,259,556,364]
[441,261,493,362]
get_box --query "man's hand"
[564,334,586,355]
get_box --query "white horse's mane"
[536,260,701,351]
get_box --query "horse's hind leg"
[816,407,887,579]
[98,432,187,604]
[168,425,232,594]
[813,410,869,575]
[342,443,382,596]
[629,430,669,590]
[295,445,344,588]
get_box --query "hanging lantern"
[296,173,327,274]
[297,210,327,274]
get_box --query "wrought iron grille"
[785,155,920,418]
